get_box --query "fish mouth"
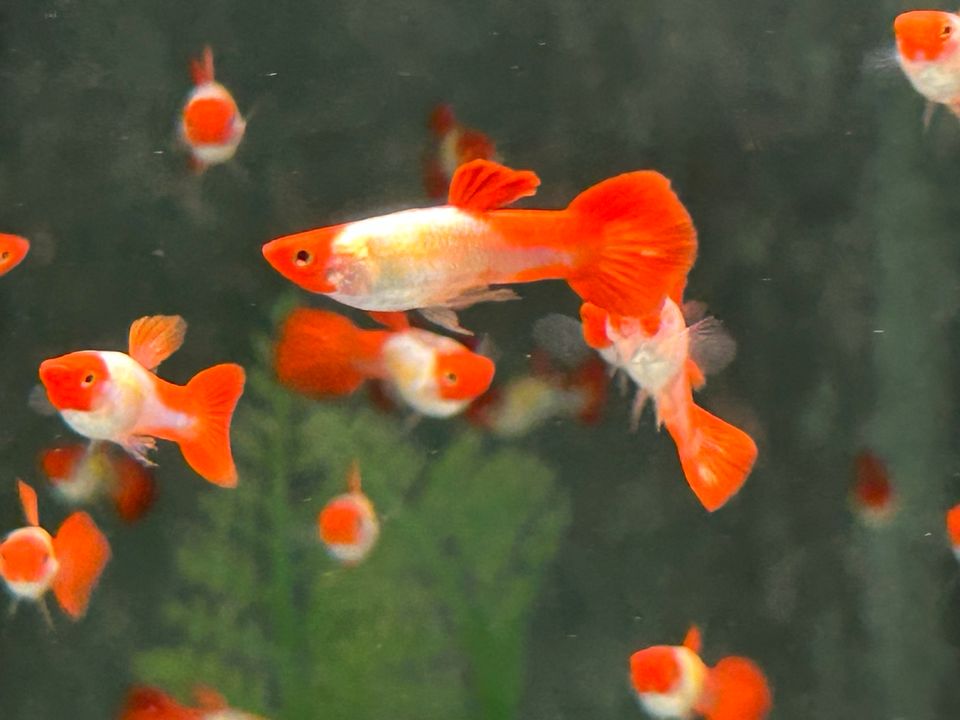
[38,359,68,387]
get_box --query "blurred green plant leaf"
[135,330,570,720]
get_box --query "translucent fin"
[531,314,592,369]
[447,159,539,211]
[17,480,39,527]
[688,317,737,377]
[419,307,472,335]
[128,315,187,371]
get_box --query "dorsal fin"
[17,479,39,527]
[346,460,362,494]
[128,315,188,371]
[447,159,539,211]
[368,311,410,331]
[193,685,229,710]
[683,625,702,654]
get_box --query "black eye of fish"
[0,251,8,260]
[943,24,953,39]
[444,371,458,384]
[294,249,313,267]
[83,374,95,385]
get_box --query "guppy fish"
[467,349,608,437]
[850,450,896,528]
[119,685,267,720]
[948,503,960,562]
[894,10,960,124]
[274,307,494,418]
[423,103,498,198]
[630,625,771,720]
[262,158,697,335]
[579,298,757,512]
[317,460,379,567]
[0,480,110,620]
[40,441,156,523]
[39,314,245,487]
[180,46,246,171]
[0,233,29,276]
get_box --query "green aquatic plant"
[134,332,570,720]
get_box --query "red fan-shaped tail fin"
[52,511,110,618]
[565,171,697,319]
[274,308,389,398]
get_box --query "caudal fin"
[174,364,245,487]
[665,403,757,512]
[274,308,388,398]
[566,171,697,319]
[118,686,199,720]
[52,511,110,619]
[190,45,215,85]
[700,656,772,720]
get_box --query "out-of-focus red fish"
[850,450,896,527]
[262,159,697,335]
[423,104,498,198]
[40,441,156,523]
[630,626,771,720]
[467,350,607,437]
[580,299,756,512]
[274,307,494,418]
[118,685,266,720]
[947,504,960,561]
[0,480,110,619]
[317,460,379,567]
[38,315,245,487]
[179,46,246,172]
[894,11,960,123]
[0,233,29,276]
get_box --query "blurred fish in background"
[423,103,499,199]
[39,441,156,523]
[317,460,379,567]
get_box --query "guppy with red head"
[262,159,697,335]
[580,298,757,512]
[39,314,245,487]
[274,307,494,418]
[630,626,771,720]
[894,11,960,121]
[180,46,246,171]
[317,461,380,567]
[0,233,29,276]
[0,480,110,619]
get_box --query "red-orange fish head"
[0,527,56,585]
[318,497,363,545]
[434,350,495,401]
[630,646,682,695]
[39,352,110,413]
[183,94,238,146]
[0,233,29,277]
[261,227,343,294]
[947,504,960,548]
[895,11,959,62]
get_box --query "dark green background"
[1,0,959,717]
